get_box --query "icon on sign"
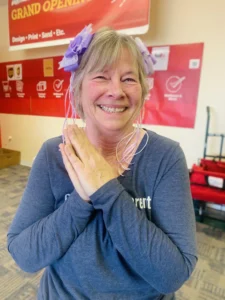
[37,81,47,92]
[53,79,64,92]
[6,64,23,81]
[189,59,200,69]
[166,76,186,93]
[7,67,14,79]
[15,64,23,80]
[16,81,24,92]
[2,81,12,93]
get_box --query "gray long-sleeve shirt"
[7,130,197,299]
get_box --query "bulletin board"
[0,42,204,128]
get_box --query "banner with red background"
[8,0,150,50]
[0,43,204,128]
[0,56,70,116]
[143,43,204,128]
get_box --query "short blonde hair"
[72,27,149,119]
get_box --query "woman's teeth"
[99,105,126,113]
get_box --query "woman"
[7,25,197,300]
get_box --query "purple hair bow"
[59,24,94,72]
[134,37,156,76]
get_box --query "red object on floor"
[201,159,225,173]
[190,164,225,188]
[191,185,225,205]
[190,159,225,204]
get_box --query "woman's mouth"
[98,105,127,113]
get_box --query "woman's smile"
[97,105,127,114]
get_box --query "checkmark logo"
[53,79,64,92]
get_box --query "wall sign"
[8,0,150,50]
[0,43,204,128]
[144,43,204,128]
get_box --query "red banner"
[0,56,70,116]
[143,43,204,128]
[8,0,150,50]
[0,43,204,128]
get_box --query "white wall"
[1,0,225,167]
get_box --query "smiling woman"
[7,25,197,300]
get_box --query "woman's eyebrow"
[91,70,137,76]
[123,71,138,76]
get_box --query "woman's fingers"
[62,125,118,197]
[67,125,87,157]
[63,128,70,144]
[59,143,89,201]
[68,125,94,161]
[64,144,83,172]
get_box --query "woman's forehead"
[89,49,138,74]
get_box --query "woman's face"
[80,48,143,134]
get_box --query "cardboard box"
[0,148,21,169]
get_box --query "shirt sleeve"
[90,145,197,294]
[7,142,94,273]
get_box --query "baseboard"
[20,161,32,168]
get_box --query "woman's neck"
[85,126,132,153]
[84,125,145,165]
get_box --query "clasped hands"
[59,125,118,202]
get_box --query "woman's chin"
[97,120,134,133]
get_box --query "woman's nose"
[107,79,125,99]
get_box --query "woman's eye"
[95,76,107,80]
[124,78,136,82]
